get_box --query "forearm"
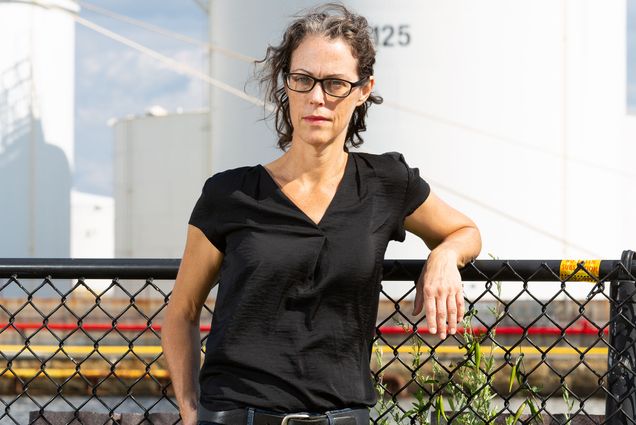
[161,316,202,417]
[428,226,481,268]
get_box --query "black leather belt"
[197,405,369,425]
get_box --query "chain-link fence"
[0,252,634,424]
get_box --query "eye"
[290,74,312,85]
[327,79,348,89]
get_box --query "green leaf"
[513,355,525,387]
[486,355,494,372]
[530,385,542,393]
[528,399,540,421]
[436,395,442,425]
[509,363,517,393]
[512,401,526,424]
[475,341,482,371]
[439,395,448,422]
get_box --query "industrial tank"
[113,111,210,259]
[207,1,631,299]
[0,0,78,257]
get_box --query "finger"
[447,294,458,335]
[412,281,423,316]
[425,289,437,334]
[456,290,465,323]
[436,295,447,339]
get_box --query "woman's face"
[286,35,374,150]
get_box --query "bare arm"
[161,225,224,425]
[404,191,482,339]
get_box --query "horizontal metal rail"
[0,344,610,358]
[1,258,634,281]
[0,258,181,279]
[0,321,610,335]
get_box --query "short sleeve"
[386,152,431,242]
[188,174,226,253]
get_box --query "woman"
[161,4,481,425]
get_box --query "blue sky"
[629,0,636,113]
[74,1,636,196]
[75,0,208,196]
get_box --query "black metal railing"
[0,252,634,424]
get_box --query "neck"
[278,141,349,184]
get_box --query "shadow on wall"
[0,60,71,259]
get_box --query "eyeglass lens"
[286,74,352,97]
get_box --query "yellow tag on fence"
[559,259,601,282]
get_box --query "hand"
[412,249,464,339]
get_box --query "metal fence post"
[606,249,636,425]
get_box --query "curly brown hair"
[257,3,383,152]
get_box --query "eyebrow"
[290,68,350,79]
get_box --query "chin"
[296,133,334,148]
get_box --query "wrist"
[428,245,460,266]
[178,397,198,415]
[180,405,197,420]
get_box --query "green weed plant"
[372,266,552,424]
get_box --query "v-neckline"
[259,153,352,228]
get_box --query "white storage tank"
[208,0,632,256]
[0,0,78,257]
[71,190,114,259]
[206,1,633,300]
[113,110,210,259]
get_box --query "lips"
[303,115,330,122]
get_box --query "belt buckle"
[281,412,311,425]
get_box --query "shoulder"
[351,151,411,178]
[201,165,260,197]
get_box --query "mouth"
[303,115,330,123]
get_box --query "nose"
[307,81,326,105]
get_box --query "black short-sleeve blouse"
[188,151,430,413]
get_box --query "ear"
[356,75,375,107]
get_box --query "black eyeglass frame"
[283,72,370,98]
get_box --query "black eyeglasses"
[283,72,369,98]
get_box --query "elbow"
[435,225,482,267]
[164,307,200,328]
[457,223,481,262]
[161,308,199,349]
[161,303,198,341]
[165,293,203,324]
[470,224,482,258]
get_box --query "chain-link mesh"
[0,254,634,425]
